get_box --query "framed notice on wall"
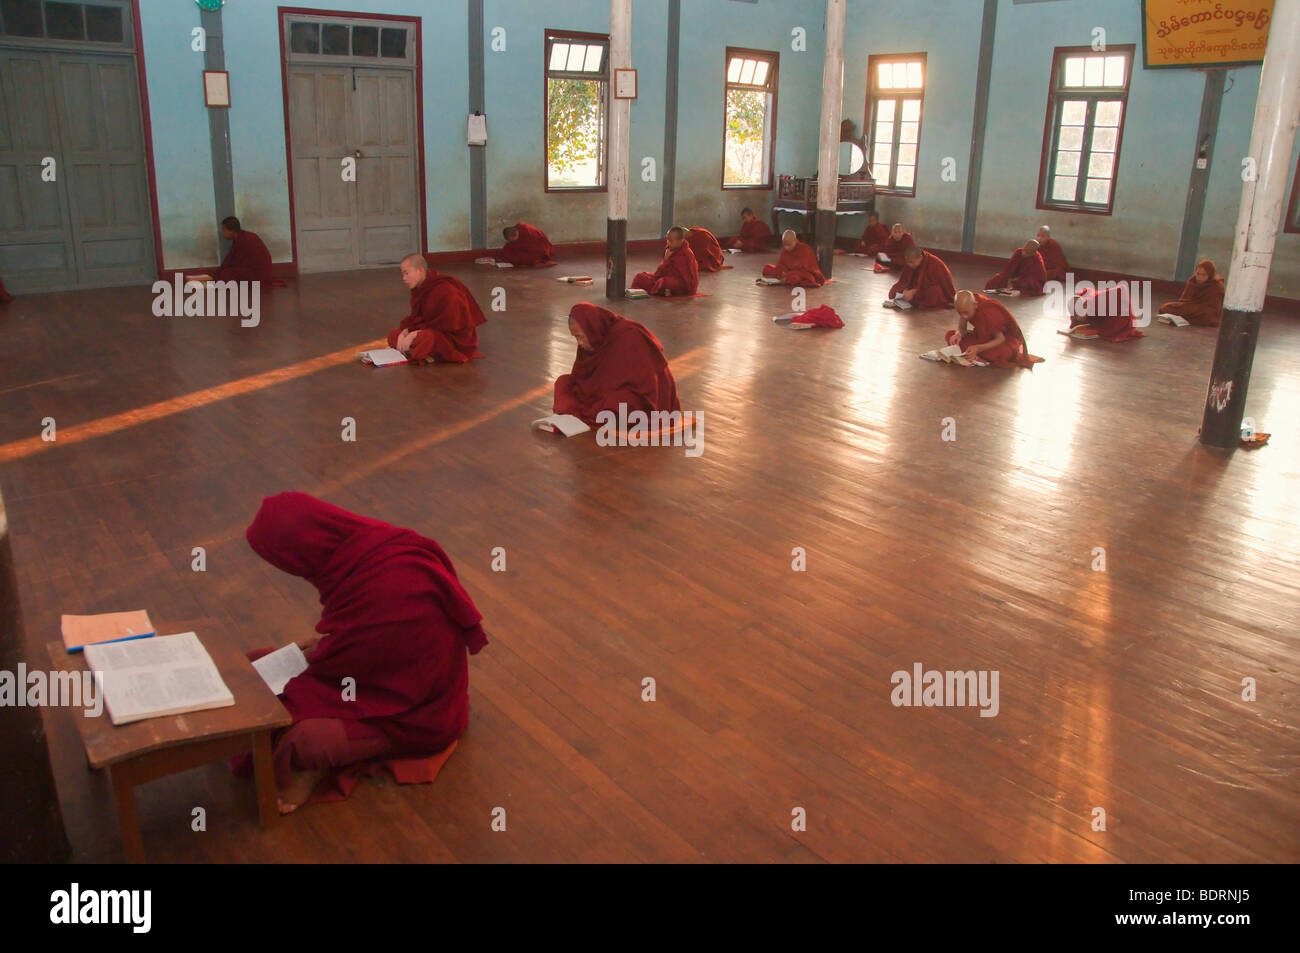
[203,70,230,107]
[1141,0,1274,69]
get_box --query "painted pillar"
[813,0,846,277]
[606,0,632,298]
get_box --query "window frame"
[1036,44,1134,217]
[0,0,133,51]
[282,14,415,65]
[543,27,610,194]
[864,52,927,198]
[720,45,778,191]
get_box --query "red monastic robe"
[386,272,486,363]
[498,222,556,267]
[945,293,1042,369]
[1158,259,1225,327]
[855,222,890,255]
[554,303,681,425]
[217,230,274,283]
[985,248,1047,296]
[686,227,725,272]
[888,250,956,309]
[1039,237,1068,283]
[631,243,699,296]
[1070,286,1145,342]
[762,241,826,287]
[725,217,772,252]
[880,231,915,269]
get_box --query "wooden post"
[1200,2,1300,450]
[814,0,847,277]
[606,0,632,299]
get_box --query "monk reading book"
[724,207,772,252]
[498,222,556,267]
[631,226,699,297]
[875,223,915,272]
[1157,259,1225,327]
[554,302,681,425]
[985,240,1048,296]
[945,290,1044,369]
[855,212,890,255]
[686,226,726,272]
[884,246,956,310]
[387,253,486,363]
[215,216,273,283]
[762,230,826,288]
[239,491,487,813]
[1036,225,1068,283]
[1066,284,1145,342]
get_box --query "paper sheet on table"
[252,642,309,695]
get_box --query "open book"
[756,276,783,286]
[62,610,155,653]
[251,642,309,696]
[474,257,513,268]
[919,344,988,367]
[625,288,649,298]
[531,414,591,436]
[1157,313,1190,327]
[84,632,235,726]
[1058,325,1100,339]
[358,347,409,366]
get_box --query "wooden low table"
[47,627,291,863]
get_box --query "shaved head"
[1037,225,1050,236]
[1023,239,1040,252]
[399,253,428,290]
[401,253,428,272]
[781,229,797,242]
[904,245,924,263]
[954,290,976,317]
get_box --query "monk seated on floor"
[1067,284,1145,342]
[762,229,826,288]
[1036,225,1068,283]
[387,253,486,363]
[216,216,273,283]
[554,302,681,425]
[724,207,772,252]
[874,223,915,273]
[631,226,699,297]
[1157,258,1225,327]
[855,212,890,256]
[241,491,488,813]
[945,289,1044,369]
[686,226,726,272]
[497,222,556,267]
[884,246,956,310]
[985,239,1048,296]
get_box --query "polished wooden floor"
[2,250,1297,863]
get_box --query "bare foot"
[277,769,324,814]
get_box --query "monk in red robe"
[498,222,555,267]
[554,302,681,425]
[884,246,956,310]
[631,226,699,296]
[1157,259,1225,327]
[1068,284,1145,342]
[985,240,1048,296]
[1036,225,1068,283]
[762,229,825,288]
[855,212,890,255]
[724,207,772,252]
[945,290,1044,369]
[387,253,486,363]
[242,491,487,812]
[686,226,725,272]
[0,277,12,303]
[216,216,273,283]
[875,223,915,272]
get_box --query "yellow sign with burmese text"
[1142,0,1274,68]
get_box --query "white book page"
[85,632,234,725]
[532,414,591,436]
[252,643,309,695]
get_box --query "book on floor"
[1058,326,1100,339]
[1158,313,1190,327]
[474,257,495,264]
[756,276,783,286]
[724,248,742,254]
[358,347,409,366]
[251,642,309,696]
[919,344,988,367]
[84,632,235,726]
[531,414,592,436]
[626,288,649,298]
[62,610,156,653]
[772,312,800,322]
[556,276,593,284]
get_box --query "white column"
[816,0,846,214]
[1224,0,1300,311]
[608,0,632,223]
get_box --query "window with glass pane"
[723,48,777,188]
[545,32,610,190]
[1040,47,1131,213]
[865,54,925,195]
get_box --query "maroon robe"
[946,293,1042,369]
[217,229,273,283]
[889,250,956,308]
[386,271,486,363]
[985,248,1047,296]
[725,217,772,252]
[498,222,555,267]
[554,303,681,425]
[1039,237,1068,283]
[631,242,699,296]
[880,231,915,270]
[762,241,825,287]
[1070,285,1145,342]
[1158,259,1225,327]
[855,222,890,255]
[686,227,725,272]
